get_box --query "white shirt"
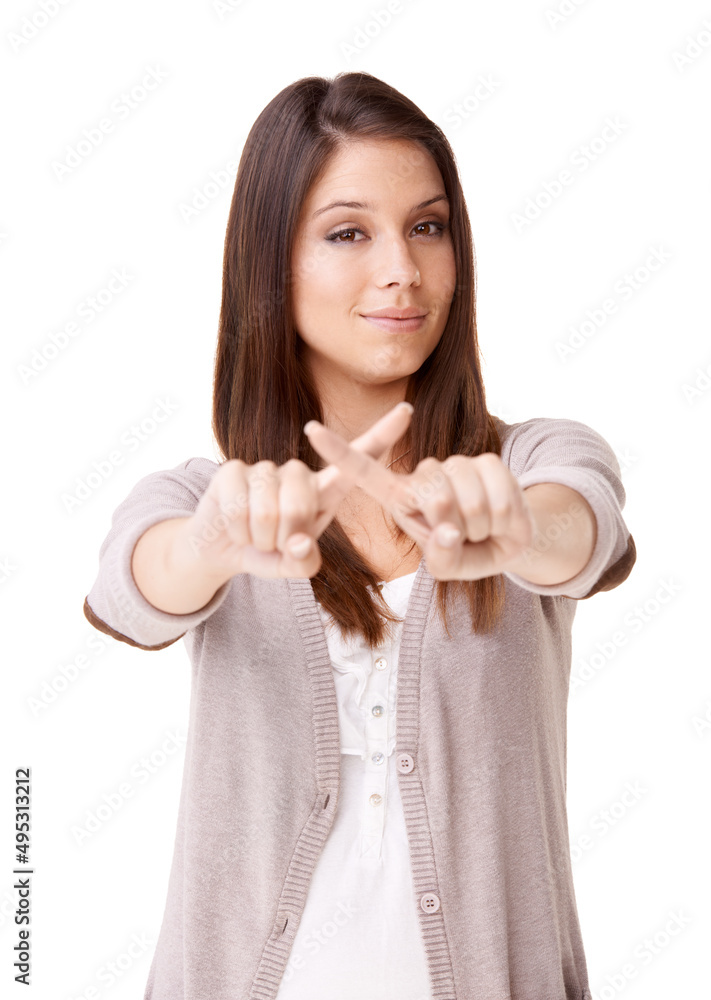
[275,570,434,1000]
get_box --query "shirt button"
[396,753,414,773]
[374,656,388,671]
[369,793,383,806]
[371,752,385,765]
[420,892,440,914]
[372,704,385,717]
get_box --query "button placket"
[365,643,395,749]
[361,751,387,857]
[360,639,394,859]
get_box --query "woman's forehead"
[305,142,443,211]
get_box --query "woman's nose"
[374,239,421,286]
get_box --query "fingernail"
[436,524,461,547]
[304,421,318,434]
[397,402,414,415]
[288,536,312,558]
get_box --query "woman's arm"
[501,483,597,587]
[84,458,235,650]
[131,517,233,615]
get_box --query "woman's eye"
[325,220,447,244]
[327,228,364,243]
[413,221,443,236]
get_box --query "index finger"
[316,403,412,516]
[307,417,432,545]
[312,402,411,505]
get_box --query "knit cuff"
[84,510,233,649]
[502,465,628,599]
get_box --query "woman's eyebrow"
[312,194,449,219]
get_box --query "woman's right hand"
[176,402,414,580]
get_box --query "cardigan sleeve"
[499,416,636,600]
[83,458,233,650]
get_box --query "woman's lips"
[361,314,427,333]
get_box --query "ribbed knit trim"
[393,560,457,999]
[248,575,345,999]
[248,561,457,999]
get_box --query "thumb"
[426,522,463,578]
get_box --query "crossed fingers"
[307,409,433,546]
[305,405,536,581]
[309,402,426,538]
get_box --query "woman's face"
[290,138,456,404]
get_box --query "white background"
[2,0,709,997]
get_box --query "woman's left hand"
[303,408,537,581]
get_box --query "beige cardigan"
[83,414,636,1000]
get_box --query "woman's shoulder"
[180,455,221,479]
[117,456,222,511]
[490,411,606,447]
[489,411,618,477]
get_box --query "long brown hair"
[212,71,505,648]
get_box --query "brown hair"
[212,71,505,648]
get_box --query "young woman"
[84,71,636,1000]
